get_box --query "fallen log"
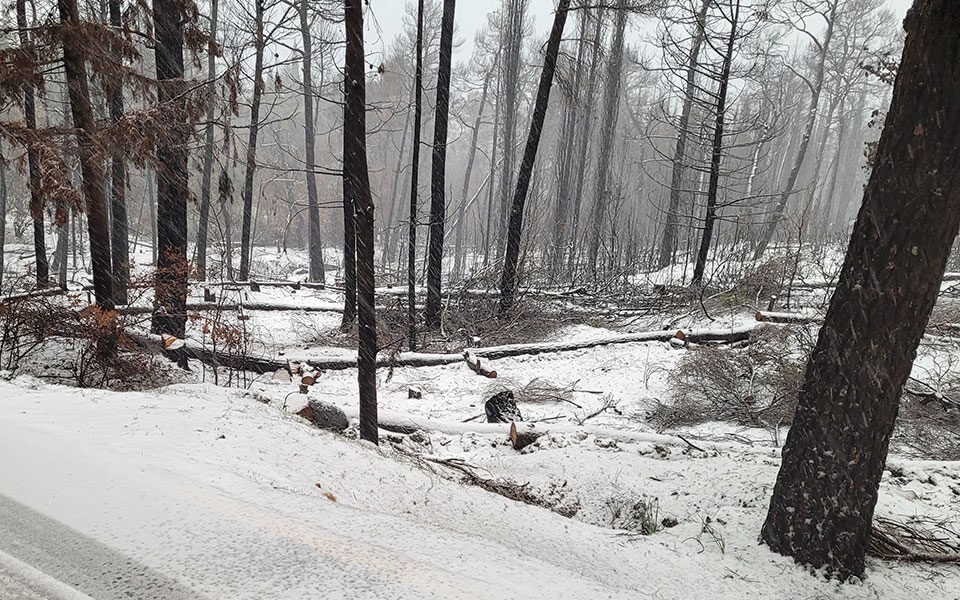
[118,301,345,316]
[754,311,822,325]
[464,351,497,378]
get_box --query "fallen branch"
[463,351,497,378]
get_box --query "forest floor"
[2,244,960,598]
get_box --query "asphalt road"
[0,493,198,600]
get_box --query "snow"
[2,374,958,599]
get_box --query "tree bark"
[761,0,960,580]
[106,0,129,304]
[300,0,325,284]
[407,0,425,350]
[658,0,710,270]
[196,0,219,281]
[0,152,6,291]
[239,0,265,281]
[151,0,189,341]
[58,0,114,310]
[344,0,377,445]
[424,0,456,329]
[16,0,48,287]
[498,0,570,314]
[692,2,738,287]
[495,0,527,263]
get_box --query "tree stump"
[485,391,521,423]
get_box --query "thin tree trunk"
[691,1,738,287]
[151,0,189,343]
[586,0,627,277]
[344,0,377,445]
[196,0,219,281]
[495,0,527,263]
[424,0,456,329]
[16,0,48,287]
[382,82,415,268]
[147,169,157,264]
[407,0,424,351]
[498,0,570,314]
[754,0,838,260]
[58,0,114,310]
[239,0,265,281]
[761,0,960,579]
[300,0,325,283]
[0,152,6,291]
[658,0,710,269]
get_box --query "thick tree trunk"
[196,0,219,281]
[658,0,710,270]
[691,3,738,287]
[754,0,838,260]
[586,0,627,278]
[498,0,570,314]
[344,0,377,445]
[761,0,960,580]
[58,0,114,310]
[424,0,456,329]
[151,0,189,341]
[239,0,265,281]
[16,0,48,287]
[107,0,129,304]
[407,0,425,351]
[300,0,325,284]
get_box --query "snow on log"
[464,351,497,378]
[118,301,345,315]
[754,311,821,325]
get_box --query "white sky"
[367,0,914,61]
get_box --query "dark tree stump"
[485,391,521,423]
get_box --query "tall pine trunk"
[495,0,526,263]
[107,0,129,304]
[58,0,114,310]
[344,0,377,445]
[761,0,960,579]
[16,0,48,287]
[498,0,570,314]
[691,2,738,287]
[239,0,265,281]
[300,0,325,283]
[659,0,710,270]
[424,0,456,329]
[196,0,218,281]
[151,0,189,341]
[407,0,425,351]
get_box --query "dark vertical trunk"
[454,62,494,278]
[691,3,738,288]
[219,168,234,280]
[16,0,48,287]
[482,57,503,270]
[107,0,129,304]
[196,0,219,281]
[754,0,838,260]
[344,0,377,445]
[498,0,570,314]
[0,153,5,291]
[58,0,114,310]
[147,169,157,264]
[382,82,415,269]
[761,0,960,579]
[151,0,189,340]
[239,0,265,281]
[424,0,456,329]
[586,0,627,277]
[407,0,424,351]
[300,0,325,283]
[495,0,526,263]
[659,0,710,269]
[340,106,357,324]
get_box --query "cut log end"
[510,422,545,451]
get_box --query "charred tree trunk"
[754,0,838,260]
[498,0,570,314]
[107,0,129,304]
[300,0,325,284]
[495,0,526,263]
[0,152,6,291]
[196,0,219,281]
[691,3,737,288]
[407,0,425,351]
[58,0,114,310]
[761,0,960,579]
[151,0,189,341]
[424,0,456,329]
[16,0,48,287]
[659,0,710,270]
[586,0,627,278]
[239,0,265,281]
[344,0,377,444]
